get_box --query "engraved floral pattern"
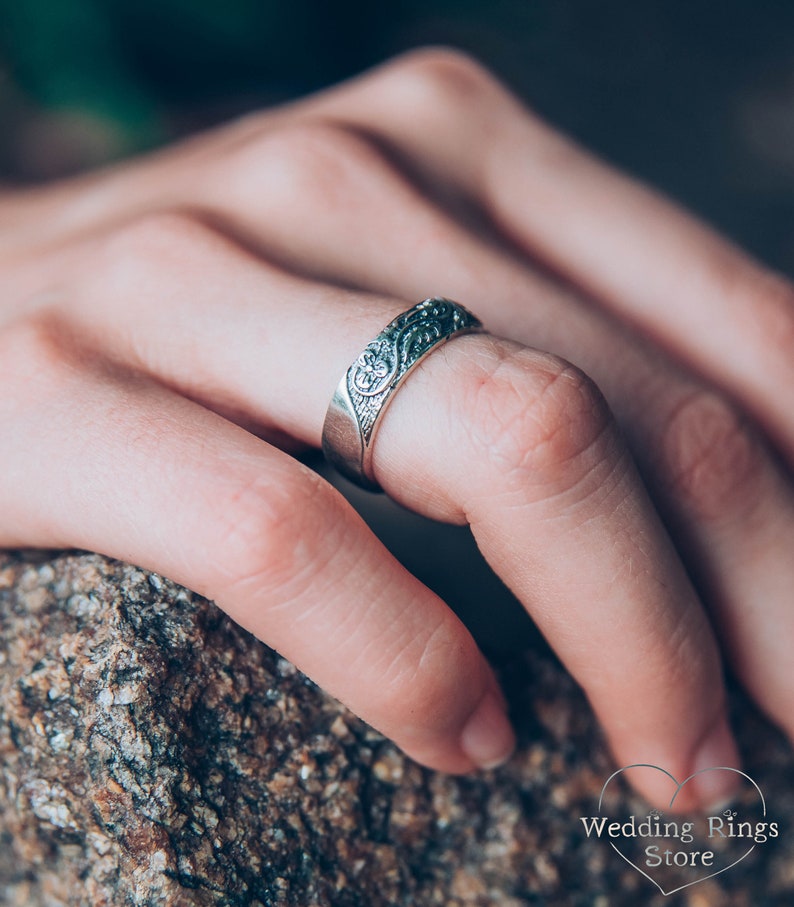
[346,298,481,442]
[351,343,395,396]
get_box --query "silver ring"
[322,297,483,490]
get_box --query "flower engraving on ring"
[351,342,396,396]
[324,297,482,488]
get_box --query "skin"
[2,48,793,811]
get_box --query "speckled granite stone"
[1,549,793,906]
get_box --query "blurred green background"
[2,0,794,272]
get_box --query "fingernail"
[690,715,742,810]
[460,692,516,770]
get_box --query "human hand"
[3,49,790,811]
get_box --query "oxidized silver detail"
[322,297,483,490]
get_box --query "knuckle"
[204,465,339,600]
[459,338,614,490]
[659,389,763,521]
[385,46,497,111]
[212,120,388,207]
[699,250,794,366]
[0,313,74,395]
[745,272,794,361]
[374,615,481,735]
[88,210,226,292]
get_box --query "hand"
[3,49,790,811]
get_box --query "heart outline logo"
[597,764,765,897]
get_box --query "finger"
[636,387,794,735]
[0,319,514,774]
[307,48,794,461]
[373,334,740,811]
[50,220,740,808]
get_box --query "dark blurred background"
[2,0,794,273]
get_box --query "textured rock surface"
[1,549,794,906]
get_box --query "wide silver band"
[322,297,483,490]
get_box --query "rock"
[1,549,792,906]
